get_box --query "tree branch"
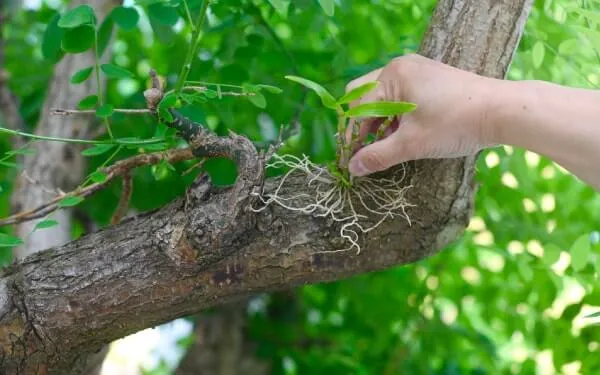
[0,0,533,373]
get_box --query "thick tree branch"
[0,0,532,373]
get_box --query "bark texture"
[0,0,533,373]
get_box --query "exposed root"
[252,154,414,254]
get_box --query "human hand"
[346,54,498,176]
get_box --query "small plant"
[253,76,417,254]
[284,76,416,183]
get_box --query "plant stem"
[94,30,114,139]
[184,81,244,89]
[82,145,123,187]
[0,127,164,146]
[336,112,348,166]
[182,0,195,29]
[377,117,393,140]
[174,0,211,95]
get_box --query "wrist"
[481,79,534,147]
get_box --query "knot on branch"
[144,69,266,268]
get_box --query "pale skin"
[346,54,600,190]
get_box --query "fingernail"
[349,158,369,176]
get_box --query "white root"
[251,154,414,254]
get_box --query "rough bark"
[174,302,270,375]
[11,0,118,259]
[0,0,533,373]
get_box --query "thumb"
[348,124,419,176]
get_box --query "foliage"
[1,0,599,374]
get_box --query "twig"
[182,86,256,96]
[0,148,195,226]
[51,108,152,116]
[111,173,133,225]
[19,170,62,196]
[174,0,211,94]
[50,87,253,117]
[182,159,206,176]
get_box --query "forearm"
[488,80,600,189]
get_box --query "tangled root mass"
[252,154,414,254]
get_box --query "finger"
[345,68,383,93]
[348,124,418,176]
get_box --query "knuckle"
[361,150,389,171]
[389,55,418,76]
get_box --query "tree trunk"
[0,0,533,373]
[174,302,270,375]
[0,2,25,136]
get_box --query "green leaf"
[159,107,174,122]
[337,81,379,104]
[78,95,99,109]
[96,104,114,118]
[268,0,290,17]
[158,92,178,109]
[148,3,179,26]
[70,67,94,84]
[542,243,561,266]
[58,5,97,28]
[285,75,337,109]
[257,84,283,94]
[585,311,600,318]
[558,39,579,55]
[97,17,115,59]
[532,41,545,69]
[0,161,17,168]
[249,92,267,108]
[61,25,95,53]
[140,143,168,151]
[517,260,533,282]
[571,234,590,272]
[58,196,84,208]
[148,14,176,44]
[90,170,108,183]
[317,0,335,16]
[81,144,115,156]
[100,63,135,79]
[570,8,600,23]
[0,233,24,247]
[572,26,600,46]
[111,7,140,30]
[346,101,417,118]
[34,219,59,231]
[180,92,206,105]
[7,148,36,156]
[42,14,65,62]
[203,89,218,99]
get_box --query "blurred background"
[1,0,599,374]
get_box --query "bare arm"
[490,80,600,189]
[346,54,600,190]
